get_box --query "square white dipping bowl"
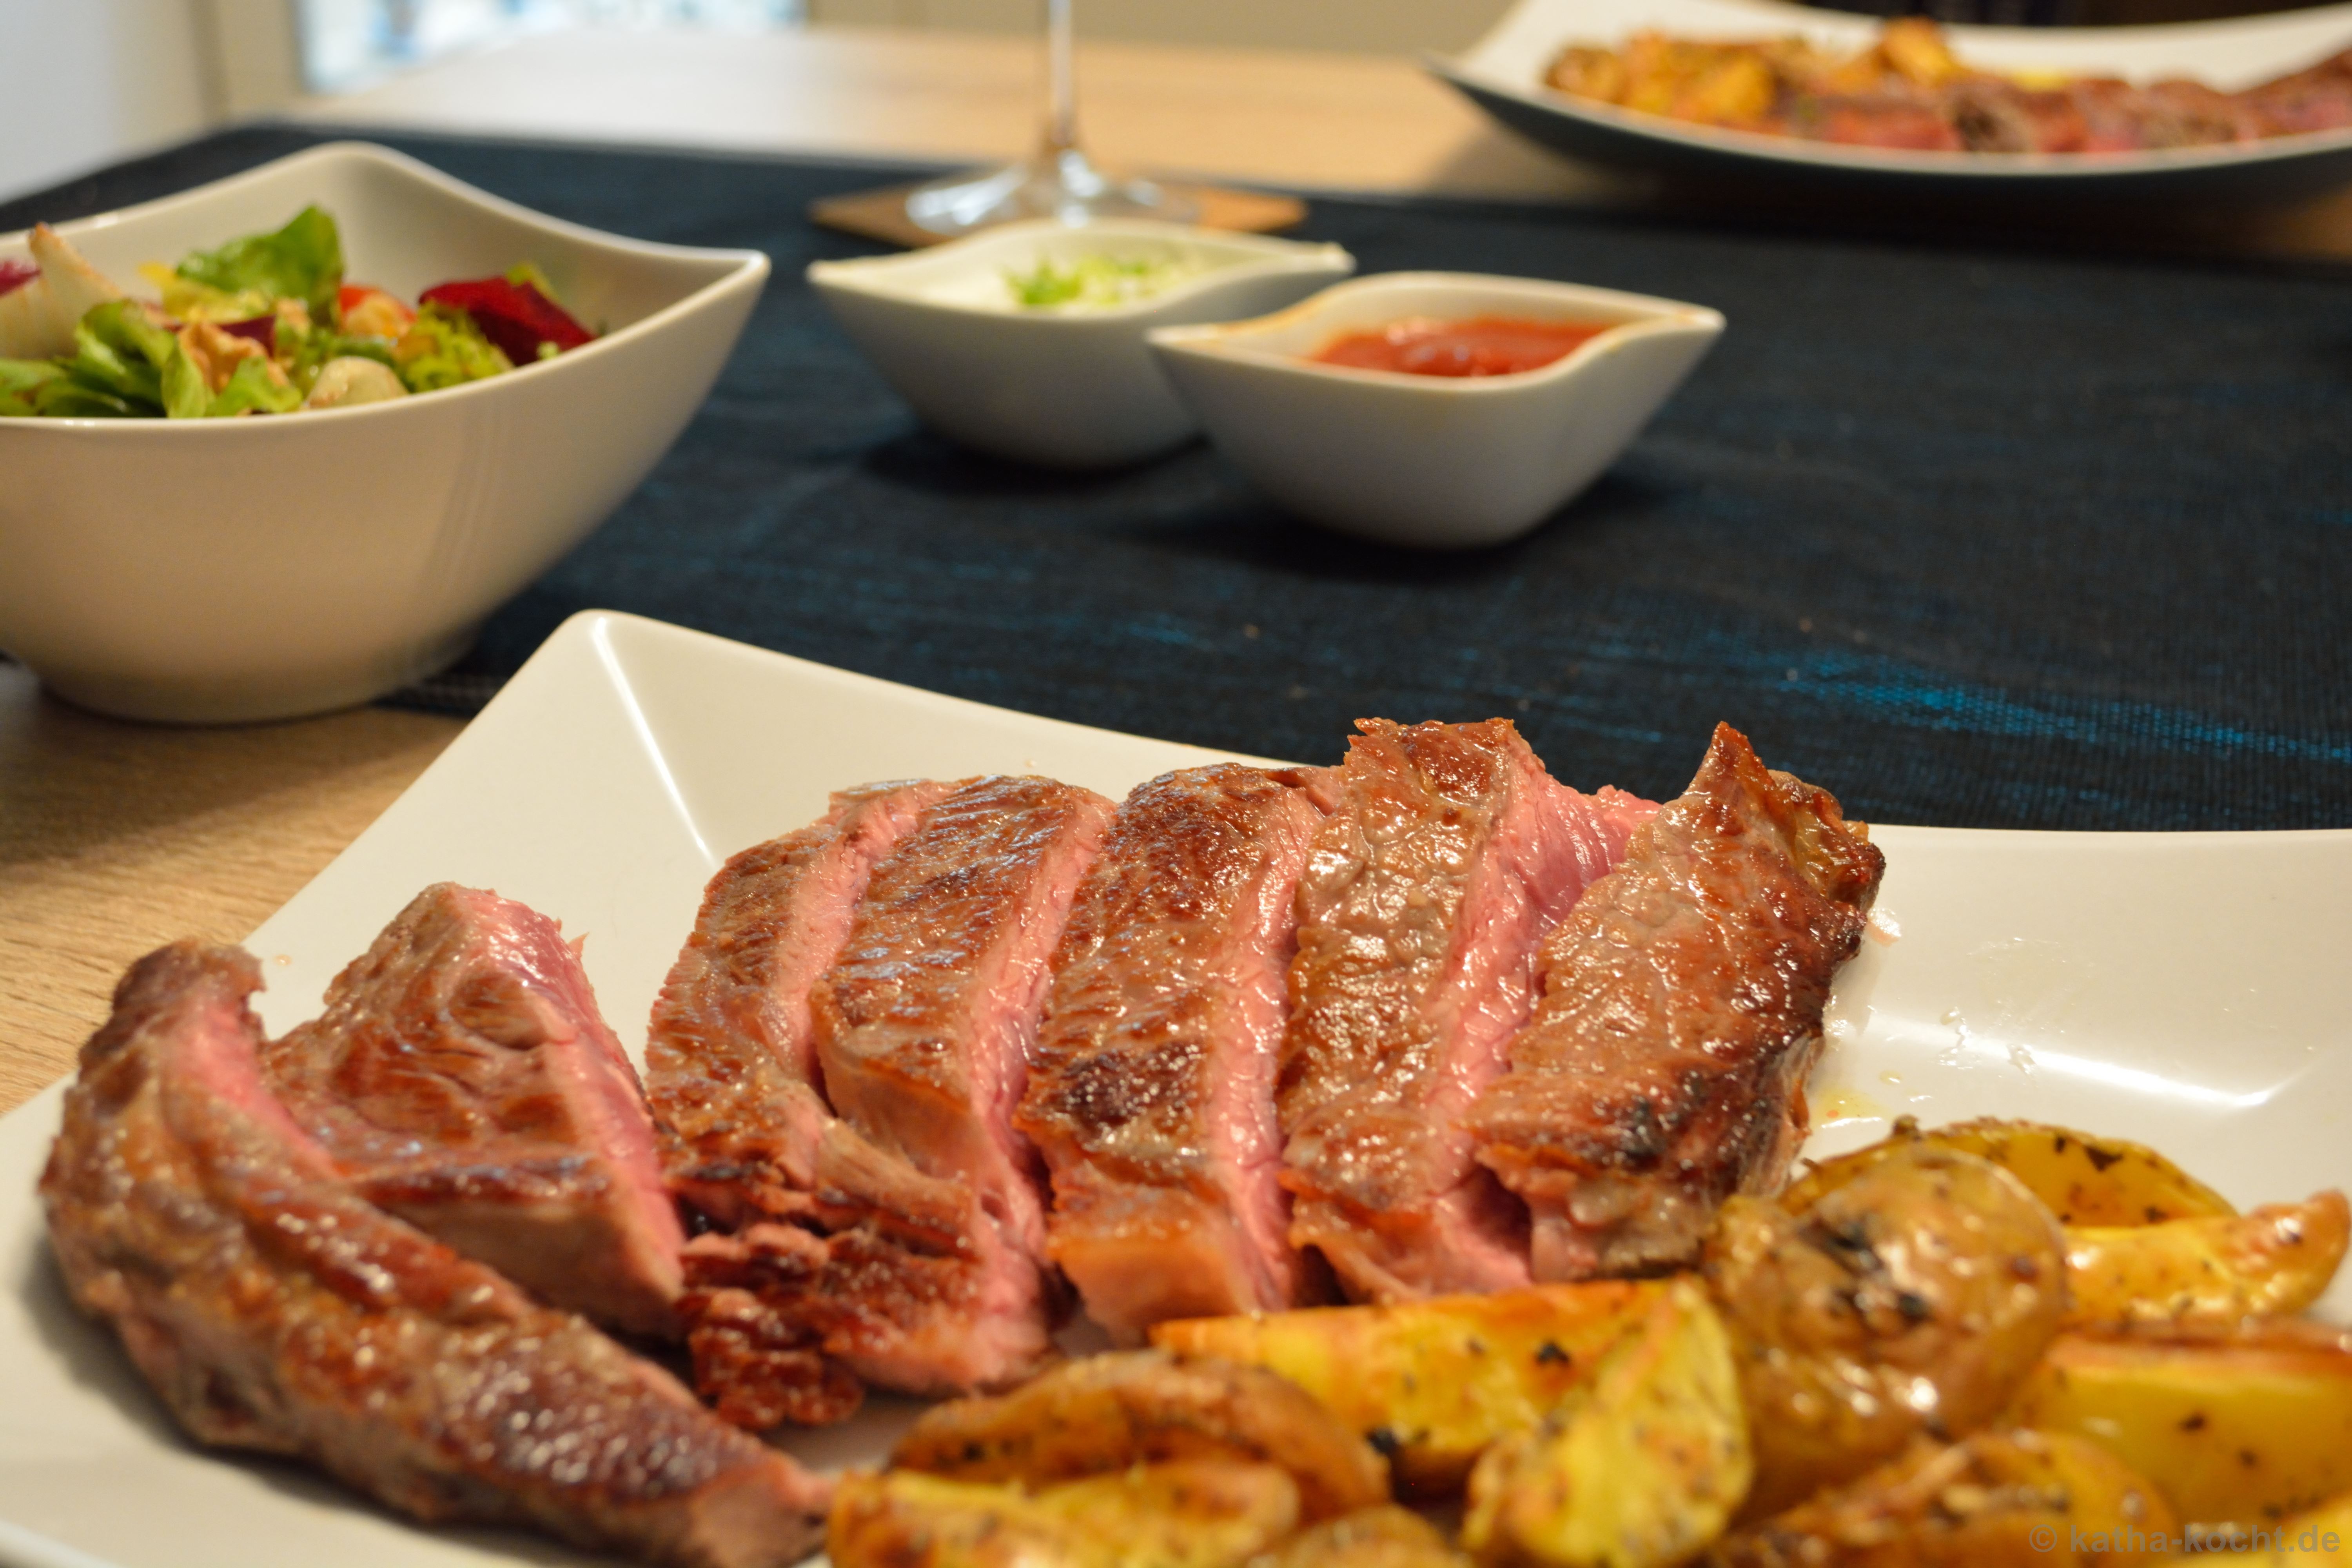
[1147,272,1724,549]
[807,220,1354,470]
[0,142,769,723]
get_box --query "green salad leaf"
[26,301,180,417]
[392,302,512,392]
[162,341,302,419]
[161,343,211,420]
[0,359,62,418]
[204,356,303,418]
[174,205,345,323]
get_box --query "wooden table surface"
[7,22,2350,1118]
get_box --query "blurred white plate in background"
[1431,0,2352,196]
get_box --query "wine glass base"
[906,149,1200,237]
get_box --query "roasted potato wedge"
[1463,1278,1750,1568]
[1705,1428,2176,1566]
[1250,1506,1472,1568]
[830,1461,1301,1568]
[2156,1490,2352,1563]
[890,1350,1390,1521]
[2004,1322,2352,1530]
[1781,1119,2232,1227]
[2064,1191,2348,1328]
[1154,1282,1664,1494]
[1706,1143,2069,1517]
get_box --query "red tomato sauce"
[1309,315,1614,378]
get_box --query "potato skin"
[2003,1322,2352,1530]
[829,1462,1302,1568]
[889,1350,1390,1521]
[1153,1282,1665,1494]
[1782,1120,2233,1228]
[1704,1429,2177,1567]
[1463,1278,1751,1568]
[2063,1192,2348,1329]
[1250,1506,1472,1568]
[1705,1143,2069,1517]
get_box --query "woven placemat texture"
[7,125,2348,829]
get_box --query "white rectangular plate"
[2,608,2347,1568]
[1433,0,2352,195]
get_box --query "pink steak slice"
[812,775,1117,1273]
[1472,722,1886,1279]
[1019,763,1333,1337]
[42,942,831,1568]
[261,882,685,1338]
[1279,718,1655,1303]
[646,780,1061,1427]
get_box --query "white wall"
[0,0,302,205]
[0,0,211,203]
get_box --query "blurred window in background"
[297,0,802,92]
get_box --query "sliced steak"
[1019,764,1331,1336]
[1471,722,1886,1279]
[40,942,830,1568]
[1279,719,1654,1303]
[260,883,683,1337]
[813,775,1118,1270]
[646,780,1058,1425]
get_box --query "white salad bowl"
[0,141,769,724]
[1148,272,1725,549]
[806,220,1354,470]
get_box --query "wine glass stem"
[1043,0,1078,157]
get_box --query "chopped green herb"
[1003,251,1201,310]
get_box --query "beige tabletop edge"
[7,22,2352,1118]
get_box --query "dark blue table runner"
[7,125,2348,830]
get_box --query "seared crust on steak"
[41,942,830,1568]
[889,1349,1391,1522]
[1020,764,1332,1335]
[1471,722,1886,1279]
[261,882,685,1337]
[647,781,1062,1424]
[1279,719,1655,1303]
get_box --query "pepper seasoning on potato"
[829,1462,1304,1568]
[1154,1281,1668,1494]
[2004,1319,2352,1532]
[1705,1428,2178,1566]
[1463,1278,1751,1568]
[889,1350,1392,1522]
[2063,1192,2349,1328]
[1779,1116,2348,1333]
[1704,1142,2071,1517]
